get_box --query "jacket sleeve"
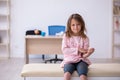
[61,35,78,55]
[83,37,89,49]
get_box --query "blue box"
[48,25,66,35]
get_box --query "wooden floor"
[0,58,120,80]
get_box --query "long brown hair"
[66,13,87,39]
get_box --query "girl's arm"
[61,35,78,55]
[78,38,89,54]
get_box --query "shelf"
[112,0,120,59]
[114,29,120,32]
[0,14,10,16]
[0,28,9,31]
[113,0,120,15]
[113,14,120,17]
[0,42,8,46]
[114,44,120,47]
[0,0,10,58]
[0,0,9,2]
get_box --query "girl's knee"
[64,72,71,80]
[80,74,87,80]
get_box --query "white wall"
[10,0,112,58]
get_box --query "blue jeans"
[64,60,88,76]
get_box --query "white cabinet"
[0,0,10,58]
[112,0,120,59]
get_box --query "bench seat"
[21,63,120,77]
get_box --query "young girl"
[60,13,94,80]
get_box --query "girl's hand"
[78,48,87,54]
[88,48,95,53]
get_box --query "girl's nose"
[74,25,78,29]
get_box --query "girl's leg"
[64,63,75,80]
[80,74,87,80]
[64,72,71,80]
[76,61,88,80]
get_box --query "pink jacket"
[60,34,91,68]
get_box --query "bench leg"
[24,77,26,80]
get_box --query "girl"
[61,13,94,80]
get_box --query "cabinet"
[112,0,120,59]
[25,36,62,63]
[0,0,10,58]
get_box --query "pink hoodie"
[60,34,91,68]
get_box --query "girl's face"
[70,19,81,35]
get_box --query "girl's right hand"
[78,48,87,54]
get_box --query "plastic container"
[48,25,65,36]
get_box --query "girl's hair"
[65,13,87,39]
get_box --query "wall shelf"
[112,0,120,59]
[0,0,10,58]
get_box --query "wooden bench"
[21,63,120,80]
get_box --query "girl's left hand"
[88,48,95,53]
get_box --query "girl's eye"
[72,24,75,26]
[77,24,80,26]
[71,24,80,27]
